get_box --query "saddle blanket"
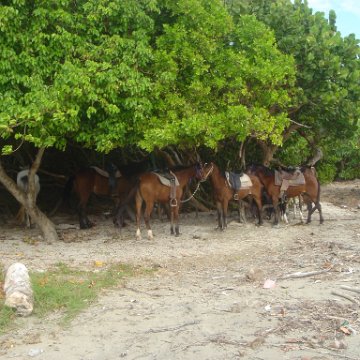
[153,172,180,187]
[225,171,252,190]
[274,169,305,187]
[91,166,122,178]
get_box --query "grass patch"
[0,262,155,334]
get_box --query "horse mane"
[169,164,191,171]
[278,165,300,174]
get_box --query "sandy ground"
[1,180,360,360]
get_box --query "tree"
[244,0,360,166]
[139,0,296,152]
[0,0,157,241]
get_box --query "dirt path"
[1,181,360,359]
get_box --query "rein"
[180,181,201,203]
[180,163,213,203]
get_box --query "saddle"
[152,172,180,187]
[225,171,253,191]
[274,169,305,193]
[153,172,180,207]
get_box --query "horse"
[16,169,40,228]
[206,162,263,229]
[246,164,324,225]
[64,167,134,229]
[115,163,212,240]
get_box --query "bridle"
[200,162,214,182]
[180,163,213,203]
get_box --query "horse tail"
[316,176,321,204]
[114,178,140,229]
[49,175,75,216]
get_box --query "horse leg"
[222,200,229,229]
[78,204,91,229]
[170,204,175,235]
[306,201,313,223]
[253,196,263,226]
[298,196,304,223]
[174,205,180,237]
[216,202,223,230]
[238,200,246,223]
[281,201,289,224]
[135,192,143,240]
[144,201,155,240]
[310,201,324,224]
[272,196,280,225]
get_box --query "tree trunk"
[26,204,59,243]
[238,141,246,170]
[0,147,59,243]
[257,140,278,166]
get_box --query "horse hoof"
[147,229,154,240]
[175,233,180,237]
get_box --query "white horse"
[281,195,304,224]
[16,169,40,227]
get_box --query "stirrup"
[170,198,178,207]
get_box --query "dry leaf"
[39,277,48,287]
[94,260,104,268]
[339,326,351,335]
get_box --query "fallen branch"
[146,320,199,333]
[279,268,331,280]
[124,286,163,298]
[331,291,360,305]
[340,285,360,294]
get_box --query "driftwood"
[331,291,360,305]
[279,268,331,280]
[146,320,199,333]
[340,285,360,294]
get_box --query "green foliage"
[140,1,296,151]
[319,121,360,181]
[277,134,310,166]
[0,0,358,179]
[247,0,360,168]
[0,0,157,154]
[317,162,338,184]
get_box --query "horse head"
[198,162,214,182]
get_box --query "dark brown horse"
[207,162,263,229]
[116,163,212,240]
[65,167,133,229]
[246,165,324,225]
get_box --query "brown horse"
[116,163,212,240]
[65,167,133,229]
[206,162,263,229]
[246,165,324,225]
